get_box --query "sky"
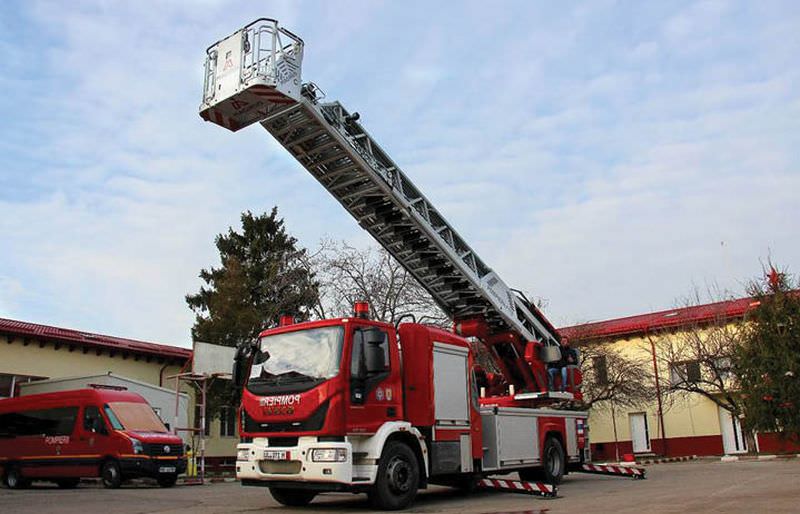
[1,1,798,348]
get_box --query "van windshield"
[105,402,167,433]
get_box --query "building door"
[629,413,651,453]
[719,406,747,454]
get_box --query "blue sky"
[1,1,798,348]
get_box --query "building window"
[0,373,47,398]
[592,356,608,386]
[220,406,237,437]
[670,361,701,385]
[194,405,210,436]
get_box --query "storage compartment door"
[432,342,470,426]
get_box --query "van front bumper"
[120,456,186,478]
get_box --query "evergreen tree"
[733,266,800,439]
[185,208,319,417]
[186,208,319,347]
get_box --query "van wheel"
[5,465,30,489]
[269,487,316,506]
[100,460,122,489]
[368,441,419,510]
[157,474,178,488]
[520,437,565,485]
[57,478,80,489]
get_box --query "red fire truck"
[0,387,186,489]
[202,18,590,510]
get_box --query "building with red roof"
[559,296,799,459]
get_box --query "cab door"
[345,324,403,434]
[71,405,110,477]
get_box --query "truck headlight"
[237,448,250,462]
[132,438,144,455]
[310,448,347,462]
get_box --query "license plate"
[159,466,176,473]
[263,450,290,461]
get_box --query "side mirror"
[363,328,387,374]
[232,343,254,389]
[353,342,367,381]
[365,342,386,374]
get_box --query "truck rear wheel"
[519,436,565,485]
[269,487,316,506]
[368,441,419,510]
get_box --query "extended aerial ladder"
[200,19,574,399]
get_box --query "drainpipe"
[159,361,171,387]
[648,332,668,456]
[610,399,620,462]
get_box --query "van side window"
[83,406,106,433]
[0,407,78,437]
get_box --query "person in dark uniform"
[548,346,578,392]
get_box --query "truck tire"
[5,465,31,489]
[520,437,565,485]
[269,487,317,506]
[368,441,419,510]
[100,460,123,489]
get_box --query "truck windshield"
[249,326,344,388]
[105,402,168,433]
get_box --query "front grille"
[244,401,329,434]
[268,437,298,447]
[144,443,183,456]
[258,460,301,474]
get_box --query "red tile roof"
[0,317,192,360]
[559,296,761,341]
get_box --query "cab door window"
[83,406,108,435]
[350,327,390,404]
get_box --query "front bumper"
[119,456,186,478]
[236,437,354,486]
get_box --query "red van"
[0,387,186,489]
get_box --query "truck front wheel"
[369,441,419,510]
[269,487,316,507]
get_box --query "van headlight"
[310,448,347,462]
[237,448,250,461]
[132,438,144,455]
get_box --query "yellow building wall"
[0,334,184,392]
[585,328,726,451]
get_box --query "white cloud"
[1,0,798,345]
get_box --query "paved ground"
[1,459,798,513]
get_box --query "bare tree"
[566,322,656,410]
[573,341,657,410]
[649,315,746,416]
[308,240,448,326]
